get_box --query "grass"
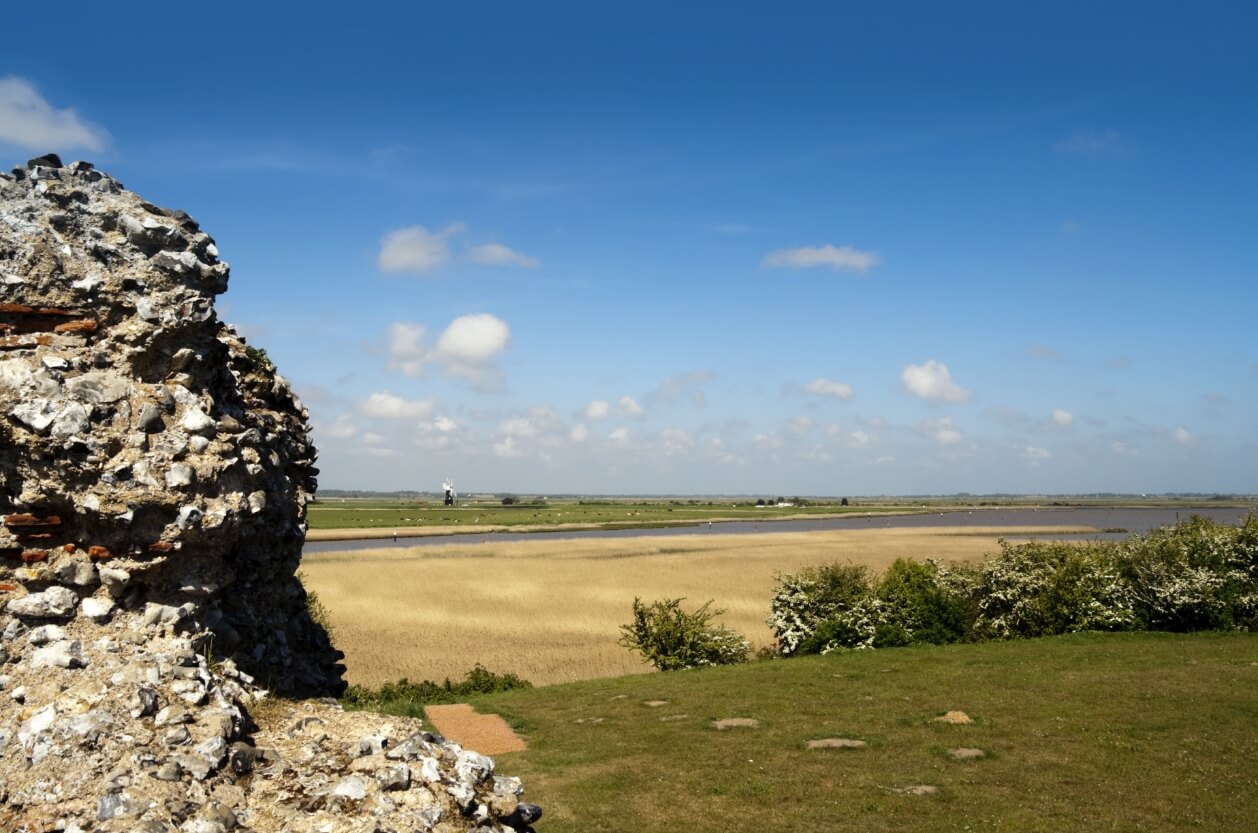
[300,526,1095,686]
[461,631,1258,833]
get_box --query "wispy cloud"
[358,392,436,419]
[466,242,540,268]
[1026,342,1063,362]
[0,76,109,152]
[762,244,880,272]
[378,224,464,274]
[1053,130,1126,156]
[1051,409,1074,428]
[901,360,972,402]
[650,371,712,406]
[619,395,645,418]
[804,378,854,400]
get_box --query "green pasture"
[458,632,1257,833]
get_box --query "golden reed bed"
[300,526,1095,687]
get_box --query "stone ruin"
[0,155,540,832]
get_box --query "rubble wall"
[0,156,539,833]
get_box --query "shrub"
[619,597,749,670]
[342,665,532,717]
[768,563,871,655]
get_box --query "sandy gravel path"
[424,704,527,755]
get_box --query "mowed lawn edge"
[455,632,1258,833]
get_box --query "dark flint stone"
[11,168,25,180]
[503,803,544,830]
[27,153,63,169]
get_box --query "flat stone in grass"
[934,710,973,724]
[574,717,605,725]
[948,747,986,761]
[610,694,629,700]
[899,785,939,796]
[806,738,867,750]
[711,718,760,730]
[659,714,689,722]
[642,699,669,707]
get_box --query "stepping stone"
[899,785,939,796]
[574,717,605,725]
[711,718,760,730]
[658,714,689,722]
[948,747,986,761]
[642,700,669,708]
[806,737,867,750]
[934,711,973,724]
[424,704,526,755]
[610,694,629,700]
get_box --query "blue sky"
[4,2,1256,495]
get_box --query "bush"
[619,597,749,670]
[768,563,872,655]
[342,665,532,717]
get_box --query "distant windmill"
[442,478,456,506]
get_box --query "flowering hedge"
[769,514,1258,654]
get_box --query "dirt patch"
[712,718,760,730]
[948,747,986,761]
[424,704,527,755]
[934,710,973,724]
[806,738,867,749]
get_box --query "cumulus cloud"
[762,244,880,272]
[378,224,464,274]
[1112,441,1139,457]
[618,395,645,418]
[901,360,972,402]
[323,414,357,439]
[359,392,436,419]
[585,400,610,420]
[414,416,458,450]
[608,427,629,443]
[1053,130,1126,156]
[493,436,523,457]
[650,371,712,406]
[465,242,540,268]
[848,430,871,447]
[804,378,854,399]
[386,315,510,389]
[920,416,964,445]
[387,322,429,376]
[658,427,694,457]
[0,77,109,152]
[1052,409,1074,428]
[569,423,590,443]
[1173,427,1196,446]
[1022,446,1051,466]
[496,417,537,438]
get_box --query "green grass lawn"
[455,632,1257,832]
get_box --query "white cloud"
[609,427,629,443]
[848,430,871,448]
[618,395,645,418]
[1173,427,1196,446]
[1053,130,1126,156]
[414,416,459,450]
[0,77,109,152]
[359,392,436,419]
[435,313,510,364]
[1023,446,1051,466]
[387,322,429,376]
[921,416,963,445]
[466,242,540,269]
[493,436,523,457]
[323,414,357,439]
[496,417,537,438]
[378,224,464,274]
[901,360,972,402]
[659,427,694,457]
[804,378,854,399]
[433,416,457,432]
[1112,441,1140,457]
[1052,409,1074,428]
[570,423,590,443]
[650,371,712,406]
[788,416,813,435]
[762,244,880,272]
[1026,342,1064,362]
[585,400,610,420]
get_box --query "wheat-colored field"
[300,526,1090,687]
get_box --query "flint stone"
[180,407,216,435]
[333,774,371,800]
[27,624,68,645]
[66,372,131,404]
[98,566,131,596]
[166,463,195,488]
[10,398,57,433]
[81,596,116,620]
[138,402,165,432]
[8,586,79,618]
[31,639,86,668]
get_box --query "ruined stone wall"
[0,156,539,832]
